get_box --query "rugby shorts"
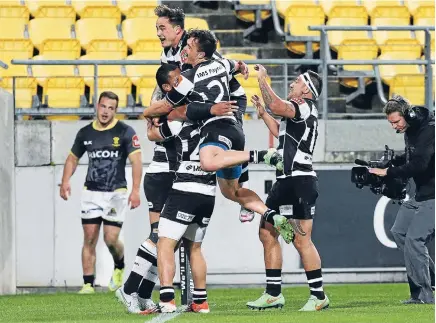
[143,172,175,213]
[265,176,319,220]
[158,189,215,243]
[81,189,128,226]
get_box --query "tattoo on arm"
[258,77,273,106]
[150,86,163,104]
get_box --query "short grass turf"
[0,283,433,323]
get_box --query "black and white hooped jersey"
[160,32,246,125]
[147,118,183,173]
[172,122,216,196]
[70,119,141,191]
[165,59,237,126]
[277,98,319,179]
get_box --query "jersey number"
[202,77,229,103]
[302,121,318,154]
[181,132,200,161]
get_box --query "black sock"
[138,275,157,299]
[266,269,282,297]
[160,286,175,302]
[114,256,125,270]
[263,209,277,225]
[249,150,267,163]
[193,288,207,304]
[306,268,325,300]
[83,275,95,287]
[123,245,157,295]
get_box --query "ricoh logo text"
[88,150,119,158]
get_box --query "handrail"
[0,60,8,69]
[270,0,286,37]
[310,25,435,31]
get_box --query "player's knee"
[220,186,236,201]
[259,227,278,246]
[293,234,312,251]
[103,233,118,247]
[83,236,98,248]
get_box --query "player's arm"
[167,105,188,121]
[185,101,239,121]
[60,131,85,200]
[150,85,163,105]
[251,95,280,138]
[125,128,142,209]
[143,98,174,118]
[256,64,296,119]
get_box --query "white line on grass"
[146,306,189,323]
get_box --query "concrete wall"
[0,90,16,295]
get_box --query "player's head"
[183,29,217,66]
[156,64,181,93]
[383,94,411,133]
[288,70,322,101]
[155,5,185,48]
[97,91,118,125]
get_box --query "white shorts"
[81,189,129,224]
[158,217,207,243]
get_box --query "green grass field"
[0,284,433,323]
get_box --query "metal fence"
[7,24,436,120]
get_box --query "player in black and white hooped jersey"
[151,4,254,222]
[59,91,143,295]
[116,64,183,314]
[144,29,295,244]
[246,65,330,311]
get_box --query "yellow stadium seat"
[284,3,325,54]
[371,5,412,45]
[414,5,435,49]
[378,53,423,86]
[125,52,160,86]
[78,52,124,87]
[185,17,209,30]
[0,77,38,113]
[29,18,74,50]
[380,39,422,58]
[327,17,369,51]
[0,39,33,77]
[136,78,155,107]
[32,53,77,86]
[43,77,86,121]
[89,77,133,118]
[404,0,434,15]
[390,74,425,105]
[119,0,158,18]
[322,0,363,17]
[0,5,29,39]
[235,0,271,23]
[122,17,160,53]
[73,1,121,23]
[337,39,378,87]
[76,18,123,52]
[363,0,404,16]
[40,39,81,59]
[27,1,76,19]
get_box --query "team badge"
[132,135,140,148]
[112,137,120,147]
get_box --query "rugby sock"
[114,256,125,270]
[265,269,282,297]
[263,209,278,225]
[160,286,175,302]
[123,241,157,295]
[137,265,158,299]
[306,268,325,300]
[249,150,266,164]
[193,288,208,304]
[83,274,95,287]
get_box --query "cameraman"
[369,95,435,304]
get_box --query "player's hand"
[251,95,265,118]
[128,189,140,209]
[236,60,249,80]
[59,181,71,201]
[369,168,388,177]
[210,101,239,116]
[254,64,268,78]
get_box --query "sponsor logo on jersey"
[186,164,203,172]
[88,150,119,159]
[218,135,232,149]
[112,137,120,147]
[176,211,195,222]
[84,141,92,146]
[132,134,140,148]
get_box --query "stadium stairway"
[164,1,347,114]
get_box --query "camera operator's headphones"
[387,98,430,129]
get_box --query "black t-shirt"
[70,119,141,192]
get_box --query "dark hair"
[98,91,119,108]
[187,29,217,59]
[154,5,185,29]
[383,94,411,115]
[156,64,179,92]
[307,70,322,97]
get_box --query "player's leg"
[80,219,101,294]
[238,164,255,223]
[247,183,285,310]
[103,220,124,292]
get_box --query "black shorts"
[159,189,215,242]
[200,118,245,152]
[238,162,249,184]
[143,172,175,213]
[265,176,319,220]
[82,217,123,228]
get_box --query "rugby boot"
[299,295,330,311]
[246,292,285,310]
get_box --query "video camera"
[351,145,407,200]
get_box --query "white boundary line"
[145,306,189,323]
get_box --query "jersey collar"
[92,118,118,131]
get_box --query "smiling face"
[287,75,309,100]
[387,111,409,133]
[96,97,117,126]
[156,17,180,48]
[182,37,204,66]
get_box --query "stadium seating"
[119,0,158,18]
[284,3,325,54]
[31,53,77,86]
[390,74,425,105]
[321,0,362,17]
[78,52,125,87]
[235,0,271,23]
[73,1,121,23]
[404,0,434,15]
[43,77,86,121]
[0,77,38,114]
[0,39,33,78]
[28,18,74,51]
[122,17,161,53]
[0,5,29,39]
[28,1,75,19]
[413,4,435,50]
